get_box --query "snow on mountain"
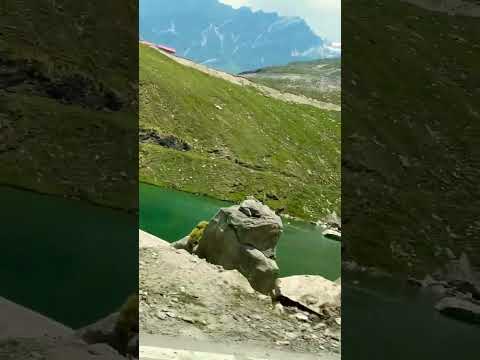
[140,0,337,73]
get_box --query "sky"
[219,0,340,43]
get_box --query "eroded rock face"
[275,275,341,317]
[196,198,283,295]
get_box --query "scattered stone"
[295,313,310,322]
[180,316,195,324]
[313,322,326,330]
[156,311,167,320]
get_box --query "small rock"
[313,322,326,330]
[257,294,269,301]
[274,303,284,314]
[295,313,310,322]
[156,311,167,320]
[275,340,290,346]
[252,314,262,321]
[180,316,195,324]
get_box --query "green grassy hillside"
[343,0,480,274]
[0,0,138,210]
[241,58,341,105]
[139,45,340,221]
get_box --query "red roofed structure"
[157,45,176,54]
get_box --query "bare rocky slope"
[139,230,341,357]
[140,44,341,222]
[241,58,341,106]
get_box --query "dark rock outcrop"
[139,128,191,151]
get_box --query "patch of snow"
[201,24,214,47]
[158,21,178,35]
[252,32,264,49]
[201,58,218,65]
[291,46,324,57]
[267,17,302,33]
[214,26,225,49]
[231,33,240,43]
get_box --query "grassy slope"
[242,58,341,105]
[0,0,138,210]
[343,0,480,273]
[139,45,340,221]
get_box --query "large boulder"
[322,229,341,241]
[196,198,283,295]
[435,296,480,324]
[275,275,341,316]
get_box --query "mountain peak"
[140,0,338,73]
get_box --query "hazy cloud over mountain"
[219,0,340,42]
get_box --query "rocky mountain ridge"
[140,0,339,73]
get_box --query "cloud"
[219,0,340,42]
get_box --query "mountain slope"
[343,0,480,274]
[241,58,341,105]
[139,44,340,221]
[0,0,138,210]
[139,0,337,73]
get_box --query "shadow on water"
[1,186,137,328]
[139,183,341,280]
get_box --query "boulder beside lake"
[196,198,283,295]
[275,275,341,316]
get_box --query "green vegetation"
[188,221,209,243]
[343,0,480,274]
[242,58,341,105]
[139,45,341,221]
[0,0,137,210]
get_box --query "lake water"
[140,183,479,357]
[343,270,479,359]
[1,186,138,328]
[139,182,341,280]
